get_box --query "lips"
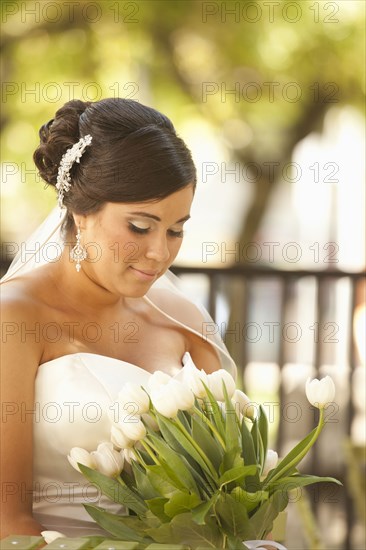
[129,266,159,279]
[132,268,158,276]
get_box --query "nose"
[144,232,170,263]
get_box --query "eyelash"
[128,223,184,239]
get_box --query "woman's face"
[75,184,194,297]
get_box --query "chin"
[118,279,156,298]
[125,287,151,298]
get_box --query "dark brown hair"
[33,98,196,236]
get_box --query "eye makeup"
[128,222,184,238]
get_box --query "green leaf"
[218,464,258,488]
[215,493,256,540]
[146,465,183,497]
[258,405,268,470]
[220,446,243,475]
[155,412,190,457]
[177,408,192,432]
[191,413,223,471]
[268,474,342,493]
[83,504,152,542]
[250,418,261,467]
[183,458,214,499]
[164,491,202,518]
[222,382,241,455]
[131,461,159,500]
[145,521,172,544]
[120,468,137,491]
[191,492,220,525]
[147,432,200,494]
[240,419,260,492]
[146,497,170,522]
[248,490,289,539]
[78,464,147,516]
[147,512,223,547]
[263,427,318,487]
[201,382,225,439]
[251,417,264,471]
[155,413,218,483]
[231,486,269,514]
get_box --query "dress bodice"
[32,352,189,536]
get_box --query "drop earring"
[70,226,87,272]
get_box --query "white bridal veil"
[1,205,237,378]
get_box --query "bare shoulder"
[1,276,43,319]
[1,275,47,365]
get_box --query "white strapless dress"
[32,351,189,537]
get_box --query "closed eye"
[128,223,184,238]
[168,229,184,238]
[128,223,149,235]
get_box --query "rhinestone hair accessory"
[56,134,92,209]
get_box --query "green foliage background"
[1,0,364,249]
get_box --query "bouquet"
[68,355,341,549]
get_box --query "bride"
[0,98,236,538]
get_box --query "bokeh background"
[1,1,365,548]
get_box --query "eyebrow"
[127,212,191,224]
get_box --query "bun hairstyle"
[33,98,197,236]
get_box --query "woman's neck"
[46,248,126,313]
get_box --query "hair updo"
[33,98,197,236]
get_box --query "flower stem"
[139,439,160,466]
[133,448,147,468]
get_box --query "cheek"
[91,227,138,267]
[169,239,183,260]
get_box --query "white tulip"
[180,356,208,399]
[150,379,194,418]
[207,369,236,401]
[231,389,256,420]
[123,447,138,464]
[117,383,150,415]
[150,383,179,418]
[117,413,147,441]
[110,425,134,449]
[67,447,96,473]
[148,370,172,392]
[91,442,124,478]
[262,449,279,477]
[305,376,336,409]
[170,379,195,410]
[142,412,159,431]
[41,531,66,544]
